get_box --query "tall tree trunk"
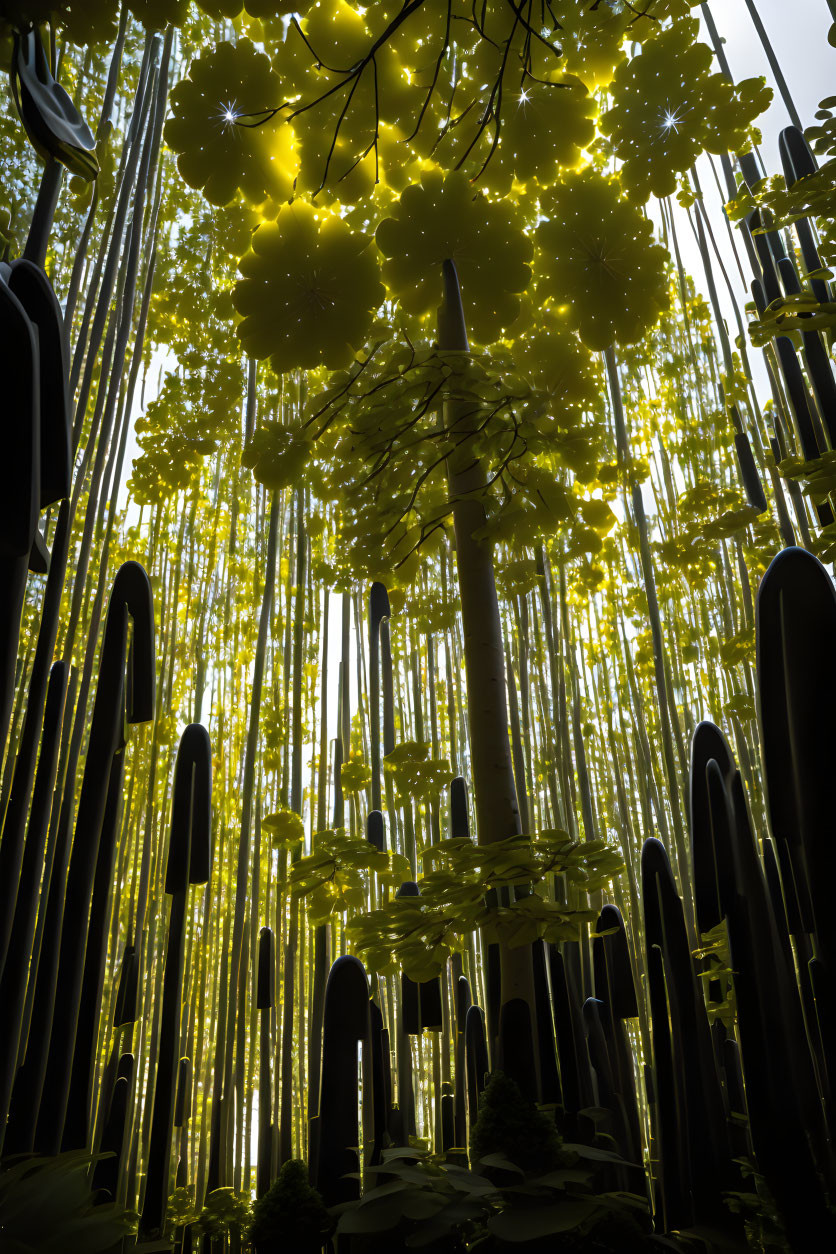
[438,261,536,1067]
[279,489,307,1161]
[440,262,519,850]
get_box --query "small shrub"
[248,1158,333,1253]
[470,1072,565,1175]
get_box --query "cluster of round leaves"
[386,581,459,634]
[129,0,189,27]
[164,39,295,207]
[287,827,411,925]
[509,307,601,412]
[241,422,313,491]
[0,2,118,45]
[88,0,776,602]
[436,74,596,191]
[2,0,309,39]
[375,169,533,343]
[598,18,772,201]
[262,807,305,850]
[149,277,237,358]
[271,0,422,199]
[153,11,770,380]
[0,1,175,41]
[536,168,671,351]
[383,741,454,803]
[129,361,244,504]
[549,0,703,89]
[490,77,596,184]
[228,161,671,383]
[167,1185,253,1242]
[549,0,630,89]
[652,477,764,589]
[339,752,373,794]
[348,830,623,981]
[233,200,384,371]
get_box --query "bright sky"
[616,4,834,567]
[704,0,833,168]
[668,2,833,386]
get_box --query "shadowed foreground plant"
[470,1072,564,1177]
[248,1158,333,1254]
[333,1137,652,1254]
[468,1077,652,1254]
[0,1151,135,1253]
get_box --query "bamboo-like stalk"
[219,490,280,1181]
[605,348,694,926]
[743,0,805,131]
[279,489,307,1164]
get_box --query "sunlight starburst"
[660,104,685,134]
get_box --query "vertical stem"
[605,347,694,928]
[24,159,64,269]
[440,265,519,850]
[221,490,280,1177]
[743,0,805,130]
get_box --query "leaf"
[488,1199,597,1240]
[477,1154,524,1175]
[337,1195,410,1235]
[399,1190,449,1220]
[262,808,305,848]
[380,1146,430,1163]
[357,1179,412,1202]
[563,1143,641,1167]
[341,756,372,793]
[723,692,756,720]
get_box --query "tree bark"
[438,262,537,1036]
[440,262,520,851]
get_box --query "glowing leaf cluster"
[262,808,305,849]
[233,201,384,371]
[165,40,295,207]
[383,741,454,803]
[375,169,533,343]
[348,831,623,980]
[536,169,670,350]
[599,19,771,201]
[289,828,410,923]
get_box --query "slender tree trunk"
[280,489,307,1161]
[438,262,539,1064]
[440,267,519,850]
[220,490,280,1176]
[743,0,804,130]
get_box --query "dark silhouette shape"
[313,954,370,1207]
[32,561,155,1154]
[10,28,98,179]
[257,925,276,1197]
[142,723,212,1237]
